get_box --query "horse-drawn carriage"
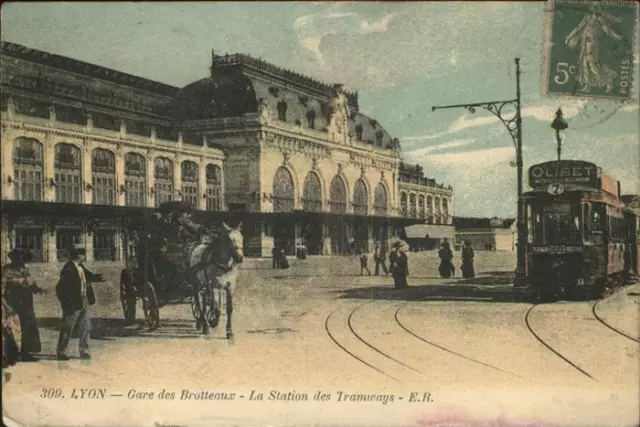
[120,201,244,338]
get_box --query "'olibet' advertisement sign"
[528,160,598,189]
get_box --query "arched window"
[329,176,347,214]
[427,196,434,224]
[400,192,408,216]
[154,157,174,207]
[205,164,222,211]
[418,195,425,219]
[124,152,147,207]
[181,161,199,209]
[442,199,449,224]
[13,137,43,201]
[272,167,294,212]
[54,143,82,203]
[409,193,417,218]
[91,149,115,205]
[303,171,322,212]
[353,179,368,216]
[435,196,441,224]
[373,183,388,216]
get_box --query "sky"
[1,2,638,217]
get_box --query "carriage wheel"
[142,282,160,332]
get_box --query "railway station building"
[0,41,453,264]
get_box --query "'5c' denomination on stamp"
[543,0,638,100]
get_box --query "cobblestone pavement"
[3,252,639,427]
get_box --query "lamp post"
[432,58,527,284]
[550,108,568,161]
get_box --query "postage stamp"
[543,0,638,99]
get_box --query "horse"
[189,222,244,338]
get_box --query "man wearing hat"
[55,244,103,361]
[2,248,45,362]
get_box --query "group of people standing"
[438,239,475,279]
[2,244,103,375]
[359,240,410,289]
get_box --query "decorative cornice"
[398,180,453,196]
[1,118,225,160]
[211,52,358,109]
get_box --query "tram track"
[592,300,640,344]
[324,306,400,382]
[393,301,518,377]
[524,304,597,382]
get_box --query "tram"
[523,160,638,299]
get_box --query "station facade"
[0,41,452,263]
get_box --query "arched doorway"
[373,182,389,250]
[352,179,370,252]
[272,167,296,254]
[329,175,348,255]
[302,171,323,254]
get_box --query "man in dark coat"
[2,248,45,362]
[374,243,389,276]
[55,244,103,361]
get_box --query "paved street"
[3,252,639,427]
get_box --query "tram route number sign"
[547,183,565,195]
[528,160,598,189]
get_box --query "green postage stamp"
[543,0,638,99]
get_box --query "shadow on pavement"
[36,316,206,339]
[332,283,530,303]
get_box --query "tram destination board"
[528,160,598,188]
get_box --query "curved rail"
[347,302,428,378]
[524,304,597,381]
[592,300,640,344]
[394,302,518,376]
[324,307,399,382]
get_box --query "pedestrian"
[374,243,389,276]
[393,241,410,289]
[461,240,475,279]
[358,246,371,276]
[119,258,138,326]
[2,248,45,362]
[438,239,454,279]
[389,243,398,274]
[55,244,103,361]
[278,246,290,269]
[272,245,280,269]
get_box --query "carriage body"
[524,160,633,299]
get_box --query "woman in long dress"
[461,241,476,279]
[2,249,45,362]
[393,241,410,289]
[438,241,454,279]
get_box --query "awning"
[404,224,454,239]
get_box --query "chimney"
[617,181,621,199]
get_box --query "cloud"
[405,139,476,158]
[426,146,517,166]
[359,13,397,34]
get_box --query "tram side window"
[590,204,602,232]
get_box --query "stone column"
[45,133,56,202]
[82,142,92,205]
[174,155,182,202]
[116,150,126,206]
[46,220,57,263]
[147,154,155,208]
[367,220,374,253]
[84,220,94,262]
[198,161,207,211]
[322,223,332,255]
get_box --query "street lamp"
[550,108,568,161]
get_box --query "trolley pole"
[432,58,527,284]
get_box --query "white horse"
[189,222,244,338]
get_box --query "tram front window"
[533,202,582,245]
